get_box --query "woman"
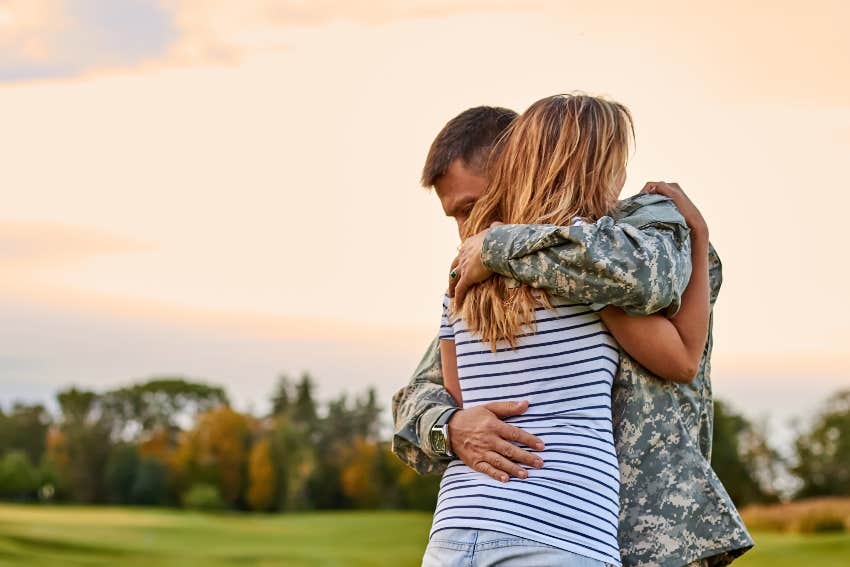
[422,94,711,566]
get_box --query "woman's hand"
[448,221,504,306]
[641,182,708,239]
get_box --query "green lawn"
[735,530,850,567]
[0,504,430,566]
[0,504,847,566]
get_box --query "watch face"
[431,429,446,454]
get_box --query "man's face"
[434,159,488,238]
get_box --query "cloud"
[161,0,542,64]
[3,1,846,107]
[0,1,542,80]
[0,222,148,268]
[161,0,850,105]
[0,1,66,64]
[0,0,175,82]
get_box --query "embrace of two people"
[391,94,754,567]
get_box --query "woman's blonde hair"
[458,93,634,350]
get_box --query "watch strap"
[434,406,459,428]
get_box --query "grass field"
[0,504,848,566]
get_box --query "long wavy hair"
[458,93,634,350]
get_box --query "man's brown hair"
[421,106,517,187]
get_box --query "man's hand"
[448,400,545,483]
[449,222,503,306]
[642,182,708,239]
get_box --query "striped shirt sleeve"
[438,293,455,340]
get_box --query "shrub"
[182,482,225,511]
[796,510,847,533]
[742,497,850,533]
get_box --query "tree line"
[0,374,848,511]
[0,374,438,511]
[712,391,850,505]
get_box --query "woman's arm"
[600,234,709,382]
[440,339,463,406]
[599,183,711,383]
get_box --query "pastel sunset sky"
[1,1,848,443]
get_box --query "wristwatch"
[429,407,459,458]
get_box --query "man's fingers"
[473,459,510,483]
[497,422,545,451]
[490,221,504,228]
[641,182,657,194]
[495,440,544,468]
[485,451,528,480]
[484,400,529,418]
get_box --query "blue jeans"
[422,528,615,567]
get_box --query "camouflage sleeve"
[390,336,458,475]
[708,242,723,306]
[481,194,693,316]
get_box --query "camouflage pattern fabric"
[480,193,693,318]
[390,193,753,565]
[391,336,453,475]
[391,194,690,473]
[614,246,752,566]
[612,247,753,567]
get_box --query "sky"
[1,0,848,447]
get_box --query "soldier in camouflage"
[392,106,753,566]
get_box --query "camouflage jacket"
[390,193,753,566]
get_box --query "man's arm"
[708,243,722,306]
[472,193,692,316]
[390,337,457,475]
[391,337,546,478]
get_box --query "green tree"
[0,450,38,500]
[305,392,354,509]
[711,400,780,506]
[130,458,169,505]
[792,389,850,498]
[270,374,292,416]
[102,377,229,441]
[105,444,141,504]
[37,453,65,501]
[304,388,384,510]
[352,387,381,441]
[0,403,51,464]
[270,413,314,511]
[293,373,319,434]
[53,387,113,503]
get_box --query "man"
[391,106,753,566]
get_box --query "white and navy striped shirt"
[431,293,621,565]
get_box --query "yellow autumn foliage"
[247,438,276,511]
